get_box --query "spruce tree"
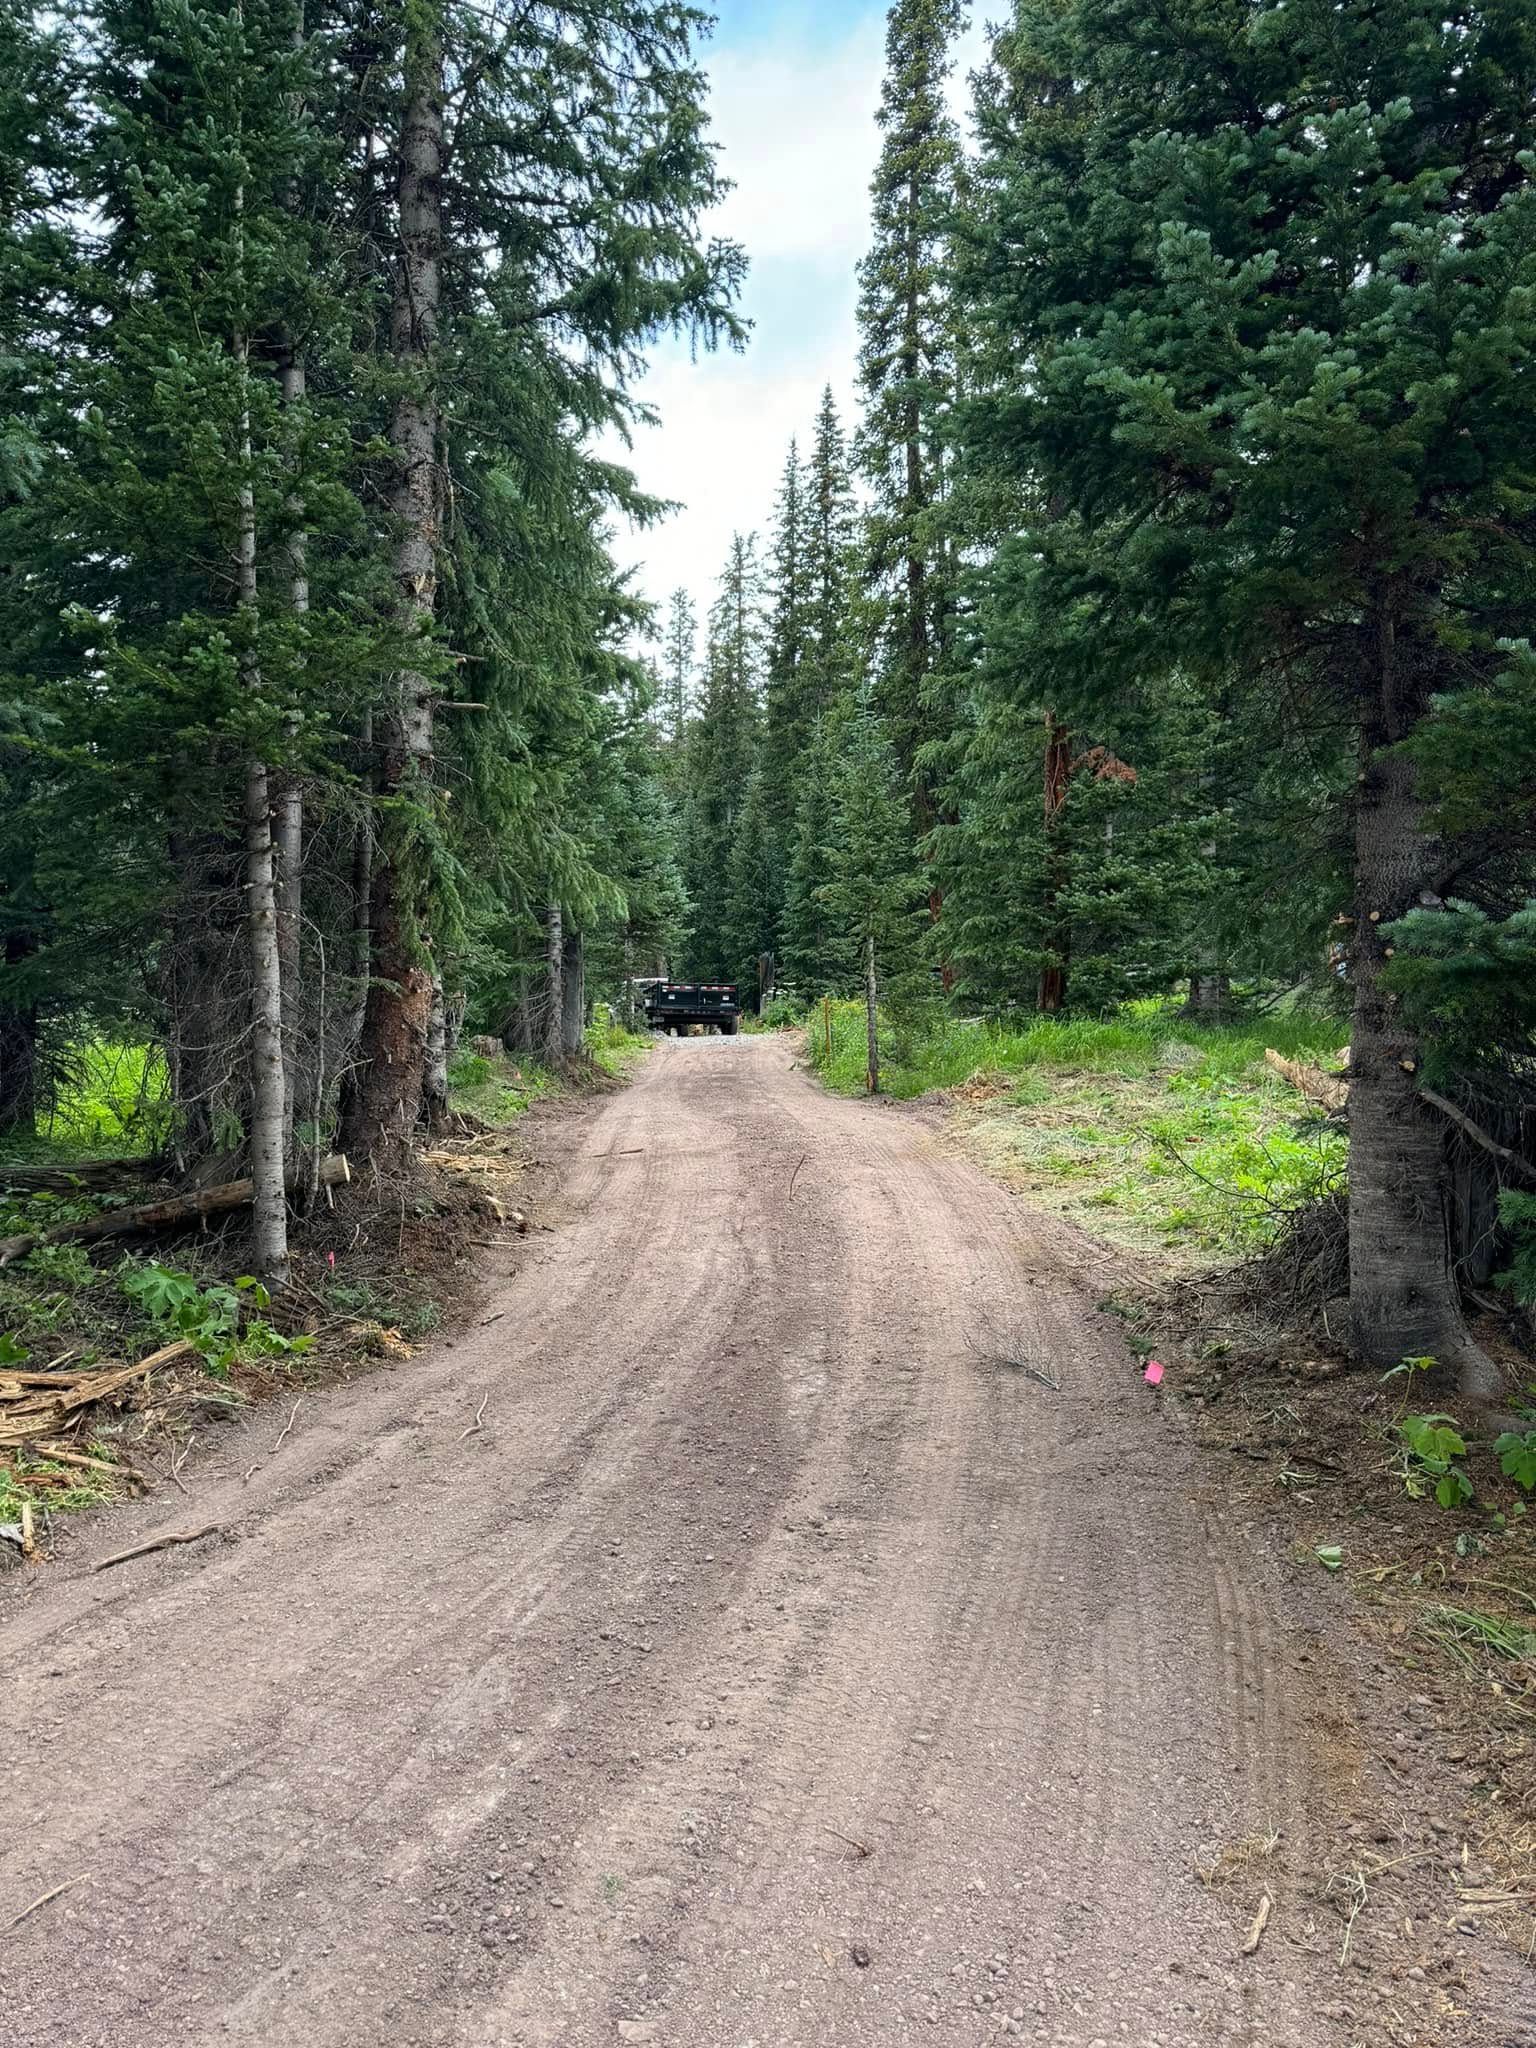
[781,710,852,1000]
[962,0,1536,1395]
[342,0,747,1159]
[856,0,963,843]
[822,703,926,1091]
[760,437,814,851]
[802,388,859,718]
[660,588,698,750]
[680,534,764,981]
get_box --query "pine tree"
[342,0,747,1160]
[802,388,859,718]
[856,0,964,846]
[822,703,926,1091]
[722,768,780,1005]
[680,534,764,981]
[962,0,1536,1395]
[760,437,814,851]
[660,587,698,750]
[781,710,852,999]
[0,0,77,1136]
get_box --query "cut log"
[0,1156,350,1267]
[1263,1048,1348,1114]
[0,1157,169,1194]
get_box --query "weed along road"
[0,1038,1451,2045]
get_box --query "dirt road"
[0,1038,1487,2044]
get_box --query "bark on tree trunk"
[1348,617,1497,1402]
[0,1004,38,1138]
[865,932,879,1096]
[0,930,39,1137]
[236,325,290,1287]
[422,973,449,1130]
[560,928,585,1057]
[275,341,308,1145]
[544,900,564,1066]
[1183,969,1231,1020]
[340,19,443,1170]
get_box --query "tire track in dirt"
[0,1037,1452,2046]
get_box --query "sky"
[603,0,989,642]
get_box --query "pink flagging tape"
[1143,1360,1164,1386]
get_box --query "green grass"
[446,1048,557,1126]
[0,1446,121,1523]
[447,1017,651,1124]
[804,997,1348,1259]
[584,1015,653,1076]
[0,1038,172,1164]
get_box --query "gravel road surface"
[0,1036,1489,2045]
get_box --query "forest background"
[1,0,1534,1401]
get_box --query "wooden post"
[823,993,832,1063]
[865,934,879,1096]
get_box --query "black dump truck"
[642,981,741,1035]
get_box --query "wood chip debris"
[0,1341,196,1450]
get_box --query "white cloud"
[602,4,995,639]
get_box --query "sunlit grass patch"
[803,997,1347,1260]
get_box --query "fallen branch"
[458,1392,489,1442]
[244,1398,301,1482]
[822,1824,872,1860]
[90,1522,223,1573]
[1241,1893,1271,1955]
[1264,1048,1347,1114]
[1420,1087,1536,1184]
[6,1871,90,1933]
[788,1152,808,1200]
[0,1157,167,1193]
[0,1155,351,1267]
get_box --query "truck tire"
[719,1016,739,1036]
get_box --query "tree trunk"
[544,899,564,1066]
[1183,968,1231,1020]
[236,328,289,1287]
[422,973,449,1130]
[1348,617,1496,1402]
[275,341,308,1144]
[1038,711,1071,1013]
[865,931,879,1095]
[0,1003,38,1139]
[560,928,585,1057]
[340,19,444,1170]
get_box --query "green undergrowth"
[585,1016,653,1076]
[447,1017,651,1125]
[447,1049,558,1126]
[0,1038,170,1166]
[804,997,1348,1259]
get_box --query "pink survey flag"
[1143,1359,1164,1386]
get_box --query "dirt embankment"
[0,1036,1524,2045]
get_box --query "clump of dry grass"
[1194,1822,1282,1889]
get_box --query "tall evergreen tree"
[660,586,698,750]
[961,0,1536,1395]
[822,702,926,1091]
[802,387,859,717]
[680,533,764,980]
[856,0,964,846]
[781,709,852,999]
[760,437,813,850]
[341,0,747,1162]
